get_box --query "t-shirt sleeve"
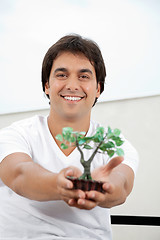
[120,137,139,177]
[100,135,139,177]
[0,124,32,163]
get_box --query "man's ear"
[96,83,101,98]
[45,82,50,95]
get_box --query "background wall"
[0,0,160,114]
[91,95,160,240]
[0,95,160,239]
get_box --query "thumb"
[103,182,115,194]
[65,166,82,178]
[105,156,124,173]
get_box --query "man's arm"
[93,161,134,208]
[0,152,85,202]
[68,157,134,209]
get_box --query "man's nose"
[66,76,79,91]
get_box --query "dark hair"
[41,34,106,105]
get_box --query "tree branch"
[87,140,103,164]
[76,137,85,163]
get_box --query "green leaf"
[62,127,74,142]
[83,144,93,149]
[79,131,86,136]
[110,135,119,141]
[93,133,104,142]
[107,150,115,158]
[109,135,124,147]
[85,136,94,140]
[99,142,115,151]
[115,139,124,146]
[62,127,73,134]
[105,141,115,148]
[92,127,105,142]
[93,136,101,142]
[96,127,104,135]
[78,139,87,145]
[99,144,107,151]
[55,134,63,142]
[70,136,76,143]
[108,126,112,134]
[61,143,68,149]
[78,136,93,145]
[116,148,124,156]
[113,128,121,136]
[107,132,114,138]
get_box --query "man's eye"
[56,74,67,78]
[79,75,89,79]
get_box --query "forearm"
[99,171,128,208]
[98,163,134,208]
[0,153,85,203]
[11,161,60,201]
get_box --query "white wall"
[0,95,160,239]
[92,95,160,240]
[0,0,159,114]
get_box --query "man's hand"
[56,166,86,205]
[91,156,124,182]
[67,156,134,210]
[87,156,134,209]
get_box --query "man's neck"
[47,112,91,139]
[47,112,91,156]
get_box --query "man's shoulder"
[0,115,48,137]
[9,115,47,129]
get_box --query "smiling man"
[47,52,100,119]
[0,35,139,239]
[45,51,101,150]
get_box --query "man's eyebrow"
[79,69,93,75]
[54,68,93,75]
[54,67,68,73]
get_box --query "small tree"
[56,126,124,181]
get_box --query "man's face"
[45,51,100,121]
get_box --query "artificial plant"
[56,126,124,181]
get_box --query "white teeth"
[64,96,82,101]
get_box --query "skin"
[0,51,134,210]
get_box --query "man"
[0,35,139,239]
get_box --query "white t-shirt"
[0,115,139,239]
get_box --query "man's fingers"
[102,182,115,194]
[57,169,73,189]
[75,198,97,210]
[65,166,82,178]
[62,167,82,189]
[105,156,124,172]
[86,190,105,203]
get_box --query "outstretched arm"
[0,152,85,203]
[90,156,134,208]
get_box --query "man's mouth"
[60,95,85,101]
